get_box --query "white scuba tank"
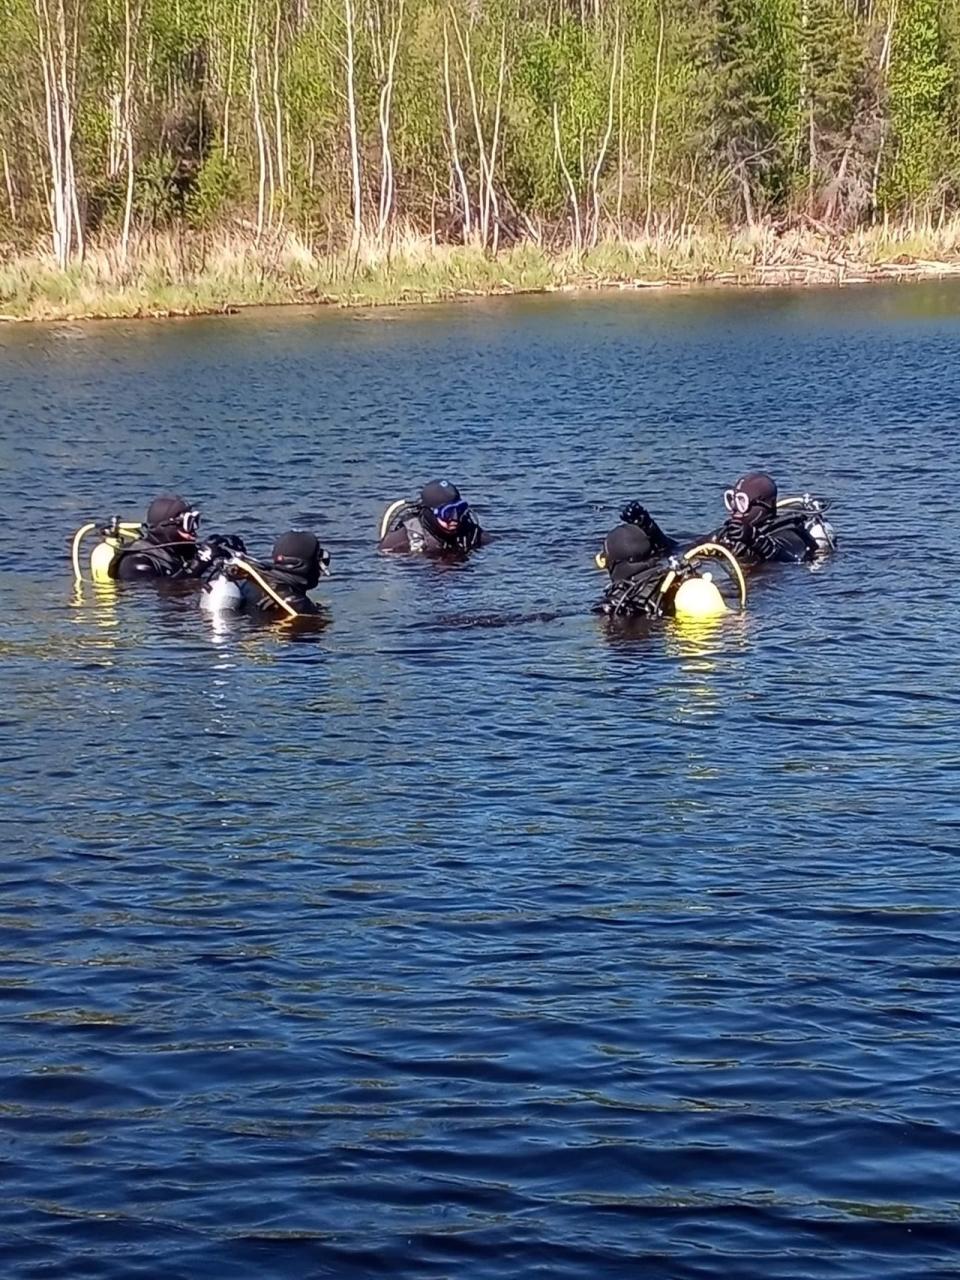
[805,515,837,552]
[201,572,243,612]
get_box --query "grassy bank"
[4,221,960,323]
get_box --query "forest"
[1,0,959,310]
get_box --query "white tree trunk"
[442,20,471,241]
[376,0,405,244]
[119,0,138,265]
[553,101,582,254]
[34,0,83,267]
[344,0,363,245]
[248,6,269,243]
[645,2,665,234]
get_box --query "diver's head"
[146,494,201,547]
[723,472,777,526]
[420,480,471,541]
[601,523,655,580]
[272,530,329,590]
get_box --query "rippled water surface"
[2,286,960,1279]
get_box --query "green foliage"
[135,152,183,228]
[884,0,954,210]
[696,0,801,215]
[4,0,960,255]
[185,146,237,229]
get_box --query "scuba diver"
[594,522,745,620]
[103,494,244,582]
[595,523,674,619]
[378,481,485,556]
[616,473,836,570]
[200,531,330,619]
[708,472,836,565]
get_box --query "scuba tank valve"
[776,494,837,553]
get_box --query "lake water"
[1,285,959,1279]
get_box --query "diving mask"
[433,499,469,528]
[723,488,751,516]
[177,509,202,538]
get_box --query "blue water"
[1,285,959,1279]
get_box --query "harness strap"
[402,514,426,553]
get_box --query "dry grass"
[4,218,960,322]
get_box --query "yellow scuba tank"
[673,572,728,619]
[72,517,142,582]
[648,544,746,621]
[90,538,119,582]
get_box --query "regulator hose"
[677,541,747,609]
[71,519,141,581]
[229,555,301,620]
[71,523,98,581]
[379,499,409,541]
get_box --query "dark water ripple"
[2,285,960,1278]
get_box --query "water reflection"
[70,578,120,621]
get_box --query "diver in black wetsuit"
[379,481,485,556]
[617,473,834,569]
[110,494,244,582]
[236,531,329,617]
[709,472,822,565]
[594,524,676,619]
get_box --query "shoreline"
[4,227,960,324]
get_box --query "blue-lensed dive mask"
[432,499,470,528]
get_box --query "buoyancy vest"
[238,566,318,615]
[110,537,201,581]
[597,558,678,619]
[708,510,819,566]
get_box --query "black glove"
[733,521,756,548]
[198,532,247,563]
[620,501,653,531]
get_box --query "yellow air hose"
[230,555,301,619]
[660,542,752,611]
[678,542,748,609]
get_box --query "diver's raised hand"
[620,500,653,530]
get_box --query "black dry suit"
[709,472,822,566]
[379,481,484,556]
[111,495,205,581]
[239,531,327,616]
[595,524,677,619]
